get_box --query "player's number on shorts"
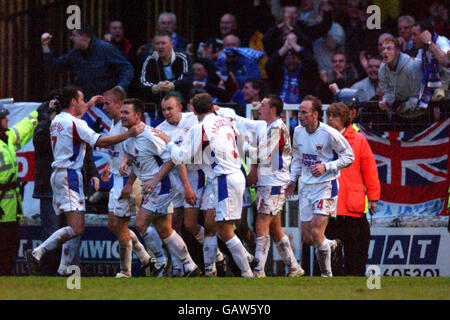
[317,200,324,210]
[52,136,57,150]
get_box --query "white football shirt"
[50,112,100,170]
[107,119,127,176]
[167,113,241,179]
[290,122,354,185]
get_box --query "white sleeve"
[167,125,202,165]
[289,129,302,183]
[324,129,354,173]
[148,131,171,162]
[73,119,100,148]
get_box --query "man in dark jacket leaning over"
[41,23,134,100]
[140,31,191,107]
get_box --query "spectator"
[103,20,137,63]
[412,22,450,105]
[197,38,223,63]
[424,1,449,38]
[337,0,381,76]
[350,55,382,102]
[220,13,239,40]
[41,23,134,100]
[140,31,191,108]
[159,12,188,51]
[313,20,346,72]
[319,52,359,103]
[378,36,423,119]
[263,3,333,57]
[397,16,417,57]
[265,35,319,104]
[325,102,380,276]
[298,0,320,27]
[215,35,262,89]
[232,78,269,107]
[137,12,188,65]
[377,33,394,56]
[189,59,229,102]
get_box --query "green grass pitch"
[1,277,449,300]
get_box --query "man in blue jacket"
[41,23,134,100]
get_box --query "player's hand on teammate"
[311,163,326,177]
[151,128,171,143]
[87,95,105,109]
[91,177,100,191]
[129,122,145,137]
[285,181,296,198]
[119,161,129,176]
[120,183,132,199]
[143,179,158,193]
[184,184,197,206]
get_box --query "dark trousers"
[325,215,371,276]
[0,222,20,276]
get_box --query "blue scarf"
[280,67,301,104]
[418,33,443,109]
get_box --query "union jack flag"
[359,119,449,216]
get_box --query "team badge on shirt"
[316,145,323,152]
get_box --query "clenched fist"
[41,33,53,46]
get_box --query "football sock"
[326,238,337,252]
[203,236,218,273]
[141,226,167,268]
[163,230,197,273]
[129,229,151,265]
[254,235,270,272]
[275,235,301,271]
[315,240,332,277]
[195,226,205,244]
[119,240,132,275]
[33,226,76,260]
[58,236,81,273]
[225,235,253,278]
[216,248,224,262]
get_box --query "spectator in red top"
[104,20,136,63]
[325,102,380,276]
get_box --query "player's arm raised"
[96,123,145,148]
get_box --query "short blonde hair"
[104,86,126,103]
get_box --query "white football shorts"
[108,174,134,218]
[299,180,338,222]
[184,169,207,209]
[256,185,286,216]
[213,171,246,222]
[51,168,85,215]
[141,176,184,215]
